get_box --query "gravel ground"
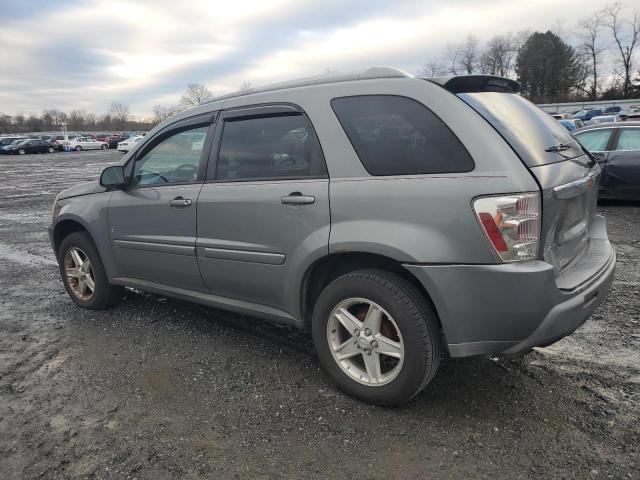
[0,151,638,479]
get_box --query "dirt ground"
[0,150,638,479]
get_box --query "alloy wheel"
[63,247,96,301]
[327,297,404,386]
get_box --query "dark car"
[106,133,129,149]
[0,136,28,148]
[604,106,621,114]
[573,122,640,200]
[0,138,56,155]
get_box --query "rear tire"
[18,149,26,155]
[100,144,108,150]
[48,147,55,153]
[58,231,123,309]
[312,269,441,406]
[75,146,82,151]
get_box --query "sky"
[0,0,618,118]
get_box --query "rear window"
[331,95,474,176]
[458,92,584,167]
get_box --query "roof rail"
[204,67,413,104]
[424,75,520,94]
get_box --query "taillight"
[473,192,541,262]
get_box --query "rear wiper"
[545,141,575,152]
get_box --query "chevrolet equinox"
[49,68,616,405]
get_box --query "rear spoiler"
[424,75,520,94]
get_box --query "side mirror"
[100,165,126,189]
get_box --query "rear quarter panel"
[301,78,539,263]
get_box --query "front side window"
[215,114,326,181]
[574,129,612,152]
[132,125,209,186]
[615,129,640,151]
[331,95,474,175]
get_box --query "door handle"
[168,196,192,207]
[281,192,315,205]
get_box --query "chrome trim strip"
[114,239,195,256]
[553,163,601,200]
[200,247,286,265]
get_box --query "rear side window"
[330,95,474,176]
[615,129,640,151]
[574,129,613,152]
[215,114,326,181]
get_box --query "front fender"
[52,192,116,278]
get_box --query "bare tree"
[603,2,640,97]
[180,83,213,108]
[418,61,446,77]
[109,102,130,129]
[152,104,179,124]
[460,35,480,74]
[239,82,253,92]
[480,34,519,77]
[576,12,606,100]
[442,44,461,75]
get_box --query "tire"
[75,146,82,151]
[58,231,123,309]
[48,147,55,153]
[312,269,441,406]
[18,149,26,155]
[100,144,108,150]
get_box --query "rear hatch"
[428,76,605,288]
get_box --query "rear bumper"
[404,227,616,358]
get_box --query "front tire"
[58,231,123,309]
[48,147,55,153]
[100,144,108,150]
[75,145,82,151]
[18,149,26,155]
[312,270,441,406]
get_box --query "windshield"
[458,92,584,167]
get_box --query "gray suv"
[49,68,616,405]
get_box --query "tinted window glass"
[133,125,209,186]
[331,95,473,175]
[458,92,583,166]
[574,129,613,152]
[615,129,640,151]
[215,114,326,181]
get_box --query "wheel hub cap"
[327,297,404,387]
[63,247,96,301]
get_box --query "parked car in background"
[106,133,129,149]
[604,106,621,114]
[116,135,143,152]
[558,118,585,131]
[1,138,56,155]
[573,122,640,199]
[0,136,28,148]
[49,69,615,405]
[551,112,573,120]
[575,108,603,121]
[619,107,640,121]
[67,137,109,151]
[591,115,621,125]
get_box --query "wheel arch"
[52,218,91,258]
[300,252,446,348]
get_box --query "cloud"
[0,0,618,118]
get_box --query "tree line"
[0,82,226,135]
[420,1,639,103]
